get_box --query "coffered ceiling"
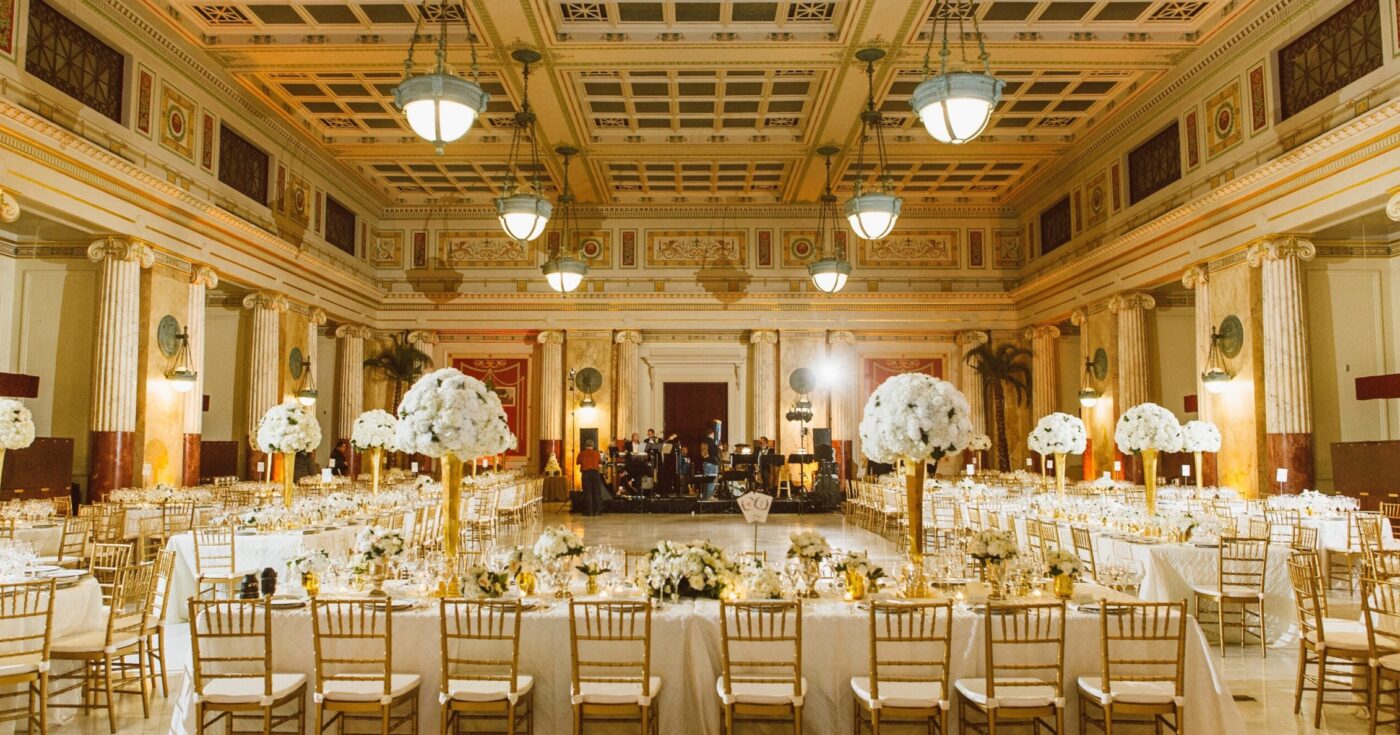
[144,0,1253,209]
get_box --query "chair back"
[866,600,952,705]
[1096,600,1186,700]
[1290,525,1319,552]
[1246,518,1270,541]
[1363,577,1400,655]
[718,600,803,701]
[1217,537,1268,593]
[162,501,196,537]
[89,542,133,603]
[1265,510,1299,545]
[148,549,177,625]
[310,598,397,700]
[0,517,13,541]
[0,579,56,674]
[440,599,524,694]
[193,525,236,575]
[568,600,653,701]
[188,597,275,700]
[1070,526,1098,582]
[108,563,155,648]
[981,601,1066,700]
[57,517,92,564]
[1288,552,1330,646]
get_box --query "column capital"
[1388,190,1400,222]
[307,308,328,327]
[406,329,438,345]
[956,330,989,348]
[1181,264,1209,290]
[749,330,778,346]
[827,330,857,346]
[537,330,565,346]
[87,237,155,268]
[1247,236,1316,267]
[1069,308,1089,327]
[242,291,288,313]
[1108,292,1155,314]
[334,324,372,339]
[1022,324,1061,341]
[614,330,643,346]
[189,264,219,289]
[0,186,18,224]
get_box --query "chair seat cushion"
[851,677,945,709]
[445,675,534,703]
[319,674,421,703]
[0,654,45,678]
[716,677,807,706]
[1191,584,1263,600]
[50,630,138,654]
[1077,677,1177,705]
[1303,628,1391,653]
[573,677,662,705]
[954,678,1060,708]
[200,673,306,704]
[1376,653,1400,672]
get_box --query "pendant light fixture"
[1201,327,1232,393]
[165,328,198,393]
[808,145,852,294]
[295,358,318,407]
[393,2,489,154]
[845,48,902,241]
[541,146,588,293]
[496,49,552,243]
[1078,357,1100,408]
[911,1,1003,145]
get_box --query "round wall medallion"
[573,367,602,394]
[789,367,816,395]
[1091,347,1109,381]
[1217,315,1244,358]
[157,315,182,357]
[289,347,304,379]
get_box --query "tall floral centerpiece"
[1029,413,1088,499]
[1114,403,1183,515]
[968,433,991,472]
[396,368,516,595]
[0,399,36,486]
[859,373,974,596]
[256,401,322,509]
[351,409,398,494]
[1180,420,1221,492]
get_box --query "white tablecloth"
[13,524,62,556]
[172,591,1243,735]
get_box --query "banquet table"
[13,523,61,556]
[172,586,1244,735]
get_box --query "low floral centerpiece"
[1028,413,1088,498]
[737,561,786,600]
[287,549,331,596]
[832,551,887,601]
[1179,420,1222,491]
[636,540,737,600]
[256,400,322,509]
[968,529,1019,599]
[786,530,831,597]
[534,526,586,597]
[351,409,398,494]
[352,526,406,596]
[1114,403,1183,515]
[1043,548,1084,599]
[464,564,510,598]
[505,546,541,595]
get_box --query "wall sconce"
[165,328,198,393]
[572,367,602,424]
[577,395,598,424]
[295,358,318,407]
[1078,357,1100,408]
[1201,327,1232,394]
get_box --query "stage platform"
[591,495,833,515]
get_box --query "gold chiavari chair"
[162,501,196,538]
[145,549,176,697]
[1266,509,1301,545]
[193,524,245,596]
[309,598,422,735]
[49,496,72,517]
[0,579,57,733]
[136,516,166,563]
[1193,536,1268,657]
[440,598,533,735]
[953,601,1066,735]
[188,597,307,734]
[1361,512,1388,563]
[1368,549,1400,585]
[1077,600,1186,735]
[1247,517,1271,542]
[50,562,156,734]
[0,517,14,541]
[717,599,805,735]
[1363,576,1400,735]
[1381,503,1400,539]
[851,599,953,735]
[1070,527,1099,584]
[623,551,650,581]
[1328,510,1371,594]
[568,599,659,735]
[1292,525,1320,553]
[1289,552,1384,727]
[39,516,91,569]
[88,541,133,605]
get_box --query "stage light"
[817,360,841,387]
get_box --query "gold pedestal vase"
[439,453,464,597]
[1142,449,1159,516]
[1054,452,1067,499]
[1194,451,1204,492]
[281,452,296,509]
[904,459,929,598]
[369,447,384,494]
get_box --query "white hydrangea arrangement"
[969,433,992,452]
[1180,420,1222,453]
[353,526,406,563]
[351,409,399,451]
[505,546,541,576]
[465,564,509,598]
[832,550,887,585]
[1114,402,1183,454]
[0,398,35,451]
[287,549,331,575]
[394,368,517,459]
[225,505,285,527]
[738,562,786,600]
[786,530,832,562]
[1028,413,1088,455]
[256,400,322,454]
[1043,548,1084,579]
[636,540,737,600]
[859,373,975,464]
[1267,489,1358,515]
[533,526,585,563]
[967,529,1019,563]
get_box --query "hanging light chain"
[403,2,426,79]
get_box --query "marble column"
[243,291,287,477]
[750,330,779,445]
[1069,308,1095,479]
[827,330,858,483]
[407,329,438,366]
[181,265,218,486]
[1110,292,1155,483]
[613,331,642,445]
[1249,236,1316,492]
[306,309,326,375]
[957,330,989,433]
[1025,324,1061,422]
[87,238,154,499]
[537,330,565,470]
[1181,264,1218,486]
[334,324,369,477]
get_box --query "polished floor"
[47,507,1370,734]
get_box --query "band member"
[643,429,660,449]
[700,428,721,499]
[623,432,641,453]
[577,440,606,516]
[330,439,352,477]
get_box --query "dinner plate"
[29,564,60,574]
[43,569,85,580]
[269,597,307,609]
[235,529,259,536]
[1077,603,1133,615]
[370,598,416,611]
[28,523,55,529]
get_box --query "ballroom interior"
[0,0,1398,733]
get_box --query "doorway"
[662,382,729,461]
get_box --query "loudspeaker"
[579,428,599,450]
[812,428,831,450]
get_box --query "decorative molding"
[1069,307,1089,327]
[828,330,857,345]
[307,308,328,326]
[0,186,17,223]
[1023,324,1062,340]
[381,203,1017,220]
[406,329,438,345]
[1246,236,1317,266]
[1388,190,1400,222]
[242,291,288,313]
[87,237,155,267]
[956,330,990,348]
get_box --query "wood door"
[662,382,728,462]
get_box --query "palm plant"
[964,341,1032,471]
[363,335,433,412]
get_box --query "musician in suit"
[700,428,721,499]
[643,429,660,449]
[754,436,778,492]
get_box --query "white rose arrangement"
[832,551,887,586]
[738,562,786,600]
[533,526,585,563]
[1028,413,1088,455]
[465,564,509,598]
[0,398,37,450]
[859,373,975,464]
[256,401,322,454]
[1114,403,1183,454]
[636,540,737,600]
[786,530,832,562]
[394,368,517,459]
[287,549,331,575]
[1043,548,1084,579]
[967,529,1019,563]
[1180,420,1222,453]
[353,526,406,563]
[351,409,399,451]
[969,434,992,452]
[505,546,541,576]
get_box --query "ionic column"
[1070,308,1095,479]
[334,324,369,478]
[87,238,154,499]
[306,308,327,375]
[957,330,989,433]
[1109,292,1155,412]
[613,331,643,445]
[407,330,438,365]
[537,330,565,470]
[1249,237,1316,492]
[181,265,218,486]
[1025,324,1061,421]
[243,291,287,477]
[827,330,858,483]
[750,330,779,444]
[1181,265,1213,423]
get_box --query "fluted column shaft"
[827,330,857,483]
[614,331,642,443]
[1110,293,1155,412]
[538,331,565,470]
[750,331,779,443]
[243,292,286,476]
[87,238,154,498]
[1026,325,1061,420]
[1182,265,1213,423]
[181,266,218,485]
[1250,237,1316,491]
[333,324,368,478]
[307,309,326,374]
[957,331,989,434]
